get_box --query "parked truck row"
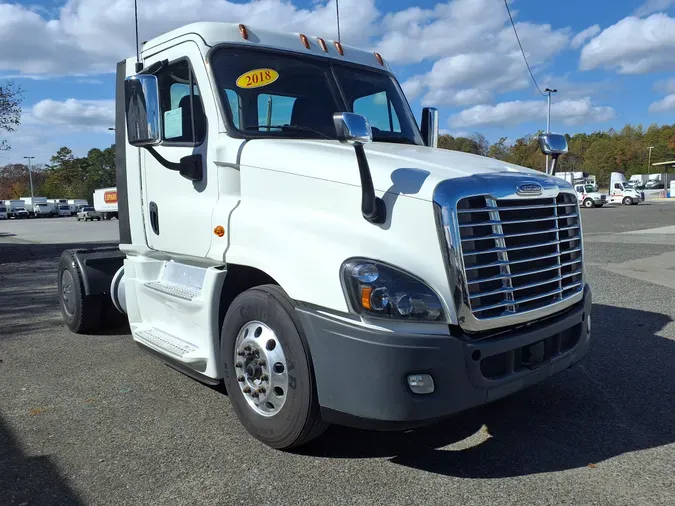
[2,187,119,220]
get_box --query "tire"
[583,198,595,208]
[220,284,327,450]
[622,197,633,205]
[57,250,103,334]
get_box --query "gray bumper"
[297,284,592,430]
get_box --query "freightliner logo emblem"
[516,183,543,196]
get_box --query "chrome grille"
[457,192,583,320]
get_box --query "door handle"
[149,201,159,235]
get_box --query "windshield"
[210,47,423,145]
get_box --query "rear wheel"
[57,250,103,333]
[623,196,633,205]
[221,284,327,450]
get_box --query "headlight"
[341,259,444,321]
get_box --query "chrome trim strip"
[432,172,585,333]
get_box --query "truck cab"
[573,183,606,208]
[56,22,592,451]
[609,172,643,205]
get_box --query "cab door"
[139,41,218,258]
[610,182,623,203]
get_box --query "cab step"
[144,280,201,300]
[142,261,206,301]
[135,326,204,363]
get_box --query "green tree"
[0,81,23,151]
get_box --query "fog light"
[407,374,434,394]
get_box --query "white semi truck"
[609,172,644,205]
[93,187,119,220]
[56,22,592,450]
[553,172,606,208]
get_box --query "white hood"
[239,139,541,202]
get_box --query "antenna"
[336,0,341,43]
[134,0,142,72]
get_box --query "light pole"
[647,146,654,175]
[23,156,35,198]
[545,88,557,173]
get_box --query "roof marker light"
[317,37,328,52]
[238,24,248,40]
[374,52,384,66]
[299,34,310,49]
[334,41,344,56]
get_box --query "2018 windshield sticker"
[236,69,279,89]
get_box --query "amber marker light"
[317,37,328,52]
[214,226,225,237]
[299,34,310,49]
[374,52,384,66]
[334,41,344,55]
[238,24,248,40]
[361,286,373,310]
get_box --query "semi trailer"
[57,22,592,451]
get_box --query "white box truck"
[56,22,592,451]
[93,187,119,220]
[48,198,72,217]
[68,199,89,213]
[3,200,27,219]
[22,196,55,217]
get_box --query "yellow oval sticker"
[236,68,279,89]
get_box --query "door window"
[614,183,622,190]
[157,59,206,145]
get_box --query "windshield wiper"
[372,136,416,145]
[243,125,333,140]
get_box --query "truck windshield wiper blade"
[244,124,333,140]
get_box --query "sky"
[2,0,675,165]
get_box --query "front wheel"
[623,196,633,205]
[583,198,595,208]
[221,285,327,450]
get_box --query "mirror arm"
[548,154,559,176]
[145,146,182,171]
[354,144,386,224]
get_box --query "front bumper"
[297,284,592,430]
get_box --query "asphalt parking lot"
[1,202,674,506]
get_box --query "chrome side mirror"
[333,112,373,145]
[539,133,568,176]
[538,133,568,155]
[124,74,162,146]
[421,107,439,148]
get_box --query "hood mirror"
[333,112,385,225]
[538,133,568,175]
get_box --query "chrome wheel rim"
[61,270,75,315]
[233,321,289,417]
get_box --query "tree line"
[439,123,675,186]
[0,146,116,201]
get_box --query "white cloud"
[397,16,570,107]
[653,77,675,93]
[570,25,600,49]
[0,0,379,76]
[450,97,616,128]
[648,94,675,112]
[579,13,675,74]
[26,99,115,130]
[633,0,675,17]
